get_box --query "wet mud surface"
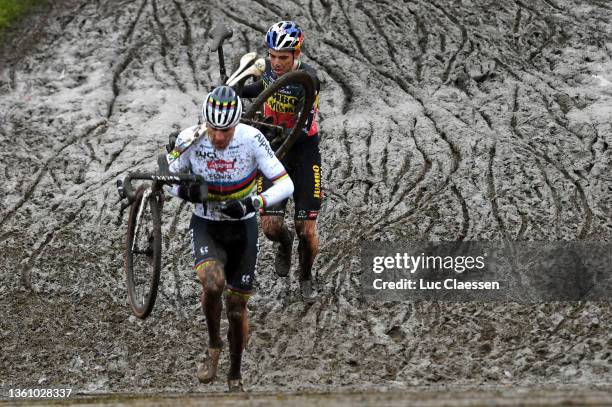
[6,387,612,406]
[1,0,611,401]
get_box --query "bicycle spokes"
[125,187,162,318]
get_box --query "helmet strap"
[292,50,301,70]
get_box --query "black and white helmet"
[202,86,242,129]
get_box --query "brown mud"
[5,387,612,406]
[0,0,611,403]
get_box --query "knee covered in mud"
[262,217,286,241]
[225,294,246,321]
[196,260,225,295]
[295,221,318,243]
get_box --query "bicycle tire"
[243,70,316,160]
[125,185,162,319]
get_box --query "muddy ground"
[0,0,611,403]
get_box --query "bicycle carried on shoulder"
[116,23,316,319]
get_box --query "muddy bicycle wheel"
[243,70,316,160]
[125,185,162,319]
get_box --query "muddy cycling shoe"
[274,230,294,277]
[196,347,222,384]
[227,378,244,393]
[299,279,315,302]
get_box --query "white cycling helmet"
[202,86,242,129]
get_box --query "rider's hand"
[178,183,207,203]
[270,128,293,151]
[220,197,258,219]
[166,131,180,153]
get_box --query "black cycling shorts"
[189,214,258,296]
[257,134,322,220]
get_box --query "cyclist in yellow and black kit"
[240,21,321,299]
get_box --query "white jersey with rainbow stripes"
[168,123,289,221]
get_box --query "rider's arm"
[252,131,294,207]
[240,79,264,98]
[257,171,293,208]
[167,145,192,198]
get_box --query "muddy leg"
[226,292,248,390]
[195,260,225,384]
[295,220,319,283]
[262,216,294,277]
[196,260,225,348]
[262,216,291,244]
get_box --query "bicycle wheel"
[125,185,162,319]
[243,70,316,160]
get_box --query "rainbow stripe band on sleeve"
[271,171,289,183]
[258,195,266,208]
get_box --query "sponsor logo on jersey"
[263,77,294,95]
[207,159,236,172]
[295,210,318,220]
[254,132,275,158]
[257,175,264,193]
[266,93,298,113]
[196,150,218,159]
[313,164,321,198]
[208,173,234,181]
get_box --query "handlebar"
[117,172,205,203]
